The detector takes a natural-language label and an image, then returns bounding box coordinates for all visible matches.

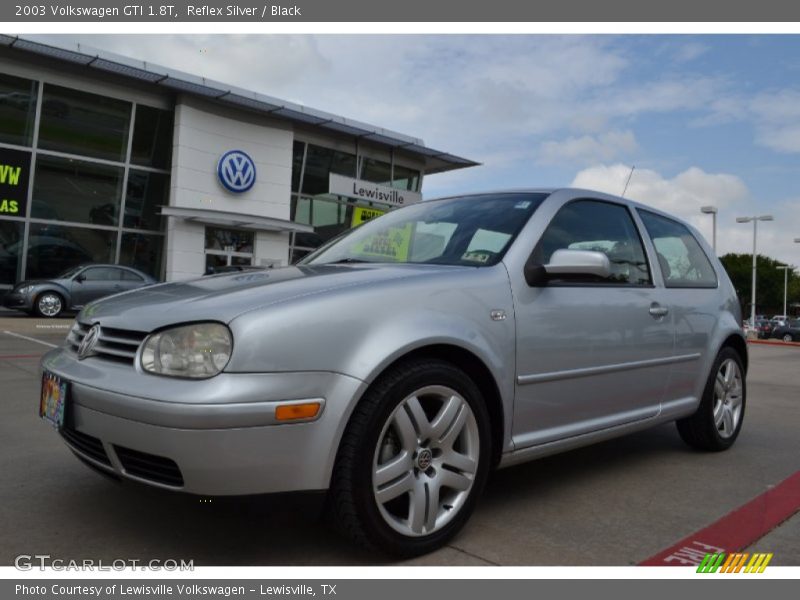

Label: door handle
[649,303,669,318]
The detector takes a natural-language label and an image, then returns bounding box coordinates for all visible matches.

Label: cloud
[538,130,638,165]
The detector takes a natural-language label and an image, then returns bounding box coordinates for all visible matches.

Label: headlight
[140,322,232,378]
[16,285,34,295]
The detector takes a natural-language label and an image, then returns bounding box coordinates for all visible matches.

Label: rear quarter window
[637,209,718,288]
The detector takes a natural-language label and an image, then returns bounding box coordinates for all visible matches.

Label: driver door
[511,198,675,448]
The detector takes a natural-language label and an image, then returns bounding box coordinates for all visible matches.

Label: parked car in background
[754,319,775,339]
[770,319,800,342]
[40,189,747,556]
[3,264,157,318]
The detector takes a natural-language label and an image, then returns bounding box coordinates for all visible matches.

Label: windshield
[301,193,548,267]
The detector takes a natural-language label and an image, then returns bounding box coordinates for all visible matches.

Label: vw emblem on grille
[217,150,256,193]
[77,324,101,360]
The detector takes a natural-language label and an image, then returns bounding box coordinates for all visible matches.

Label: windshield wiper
[323,258,371,265]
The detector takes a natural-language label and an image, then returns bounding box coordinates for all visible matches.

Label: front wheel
[328,359,491,557]
[783,333,794,343]
[676,347,745,451]
[34,292,64,318]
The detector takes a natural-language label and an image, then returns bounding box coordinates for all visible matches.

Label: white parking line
[2,331,58,348]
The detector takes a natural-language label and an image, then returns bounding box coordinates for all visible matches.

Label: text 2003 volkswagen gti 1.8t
[40,188,747,557]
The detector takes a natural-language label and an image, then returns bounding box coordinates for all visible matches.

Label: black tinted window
[82,267,121,281]
[638,210,717,288]
[121,270,144,281]
[533,199,651,285]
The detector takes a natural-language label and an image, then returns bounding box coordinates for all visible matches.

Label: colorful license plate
[40,371,68,428]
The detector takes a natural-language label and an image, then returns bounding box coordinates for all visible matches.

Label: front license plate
[40,371,68,429]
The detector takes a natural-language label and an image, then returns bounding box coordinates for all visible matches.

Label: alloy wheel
[37,293,62,317]
[372,385,479,537]
[712,358,743,439]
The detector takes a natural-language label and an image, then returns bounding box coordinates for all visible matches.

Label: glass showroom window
[124,170,169,231]
[301,144,358,195]
[392,164,420,192]
[32,155,124,226]
[360,157,392,185]
[26,222,117,280]
[0,73,38,147]
[120,232,164,279]
[0,219,24,286]
[38,83,131,162]
[130,104,173,169]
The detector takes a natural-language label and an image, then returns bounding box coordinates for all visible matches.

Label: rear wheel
[329,359,491,557]
[34,292,64,318]
[783,333,793,343]
[677,347,745,451]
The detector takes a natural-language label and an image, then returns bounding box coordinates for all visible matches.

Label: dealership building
[0,36,476,290]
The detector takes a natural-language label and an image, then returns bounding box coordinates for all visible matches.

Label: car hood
[80,264,465,332]
[14,279,63,290]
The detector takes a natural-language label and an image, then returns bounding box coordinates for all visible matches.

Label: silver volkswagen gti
[39,188,747,556]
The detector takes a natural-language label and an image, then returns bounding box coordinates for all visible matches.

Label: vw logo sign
[77,324,101,360]
[217,150,256,193]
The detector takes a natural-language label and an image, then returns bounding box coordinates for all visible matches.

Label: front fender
[227,266,517,447]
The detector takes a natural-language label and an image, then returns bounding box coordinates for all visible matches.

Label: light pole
[736,215,774,326]
[701,206,717,253]
[776,265,790,318]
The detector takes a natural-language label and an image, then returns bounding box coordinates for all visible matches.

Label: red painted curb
[639,470,800,566]
[748,339,800,347]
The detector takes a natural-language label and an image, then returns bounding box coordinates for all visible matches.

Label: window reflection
[25,223,116,280]
[38,84,131,162]
[0,73,37,147]
[33,156,123,226]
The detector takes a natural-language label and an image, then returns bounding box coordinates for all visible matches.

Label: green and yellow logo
[697,552,773,573]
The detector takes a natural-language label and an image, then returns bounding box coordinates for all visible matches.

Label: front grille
[61,426,111,467]
[67,321,148,365]
[114,445,184,487]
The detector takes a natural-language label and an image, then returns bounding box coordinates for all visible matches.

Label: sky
[31,34,800,265]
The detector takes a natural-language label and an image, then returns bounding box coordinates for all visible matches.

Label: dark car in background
[771,319,800,343]
[754,319,775,339]
[3,264,157,318]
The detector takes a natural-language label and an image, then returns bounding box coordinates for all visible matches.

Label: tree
[718,253,799,317]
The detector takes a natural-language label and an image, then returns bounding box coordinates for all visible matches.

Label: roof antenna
[621,165,635,198]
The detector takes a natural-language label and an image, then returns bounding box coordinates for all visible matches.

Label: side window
[637,210,717,288]
[532,199,651,285]
[82,267,121,281]
[121,270,144,282]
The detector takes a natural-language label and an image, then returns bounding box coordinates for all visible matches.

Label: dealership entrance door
[204,226,254,273]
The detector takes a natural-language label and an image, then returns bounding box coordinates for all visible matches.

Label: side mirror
[75,273,85,283]
[545,249,611,279]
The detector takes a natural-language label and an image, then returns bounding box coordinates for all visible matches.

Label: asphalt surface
[0,316,798,567]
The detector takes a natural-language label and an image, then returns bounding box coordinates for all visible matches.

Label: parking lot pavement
[0,327,798,567]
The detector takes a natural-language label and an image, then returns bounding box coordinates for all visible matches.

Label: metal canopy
[160,206,314,234]
[0,36,479,175]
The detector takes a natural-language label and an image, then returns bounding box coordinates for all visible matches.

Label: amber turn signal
[275,402,321,421]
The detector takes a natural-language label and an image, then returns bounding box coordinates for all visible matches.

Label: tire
[34,292,64,318]
[783,334,793,343]
[676,347,746,451]
[328,358,491,557]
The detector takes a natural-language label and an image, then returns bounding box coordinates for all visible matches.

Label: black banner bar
[3,0,800,22]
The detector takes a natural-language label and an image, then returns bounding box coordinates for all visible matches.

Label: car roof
[74,264,150,275]
[427,187,695,226]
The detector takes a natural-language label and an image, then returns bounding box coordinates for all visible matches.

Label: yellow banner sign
[351,206,386,227]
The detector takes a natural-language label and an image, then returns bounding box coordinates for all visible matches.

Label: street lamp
[776,265,790,318]
[736,214,774,326]
[701,206,717,253]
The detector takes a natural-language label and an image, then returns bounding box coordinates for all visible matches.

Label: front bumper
[2,291,33,311]
[41,347,367,495]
